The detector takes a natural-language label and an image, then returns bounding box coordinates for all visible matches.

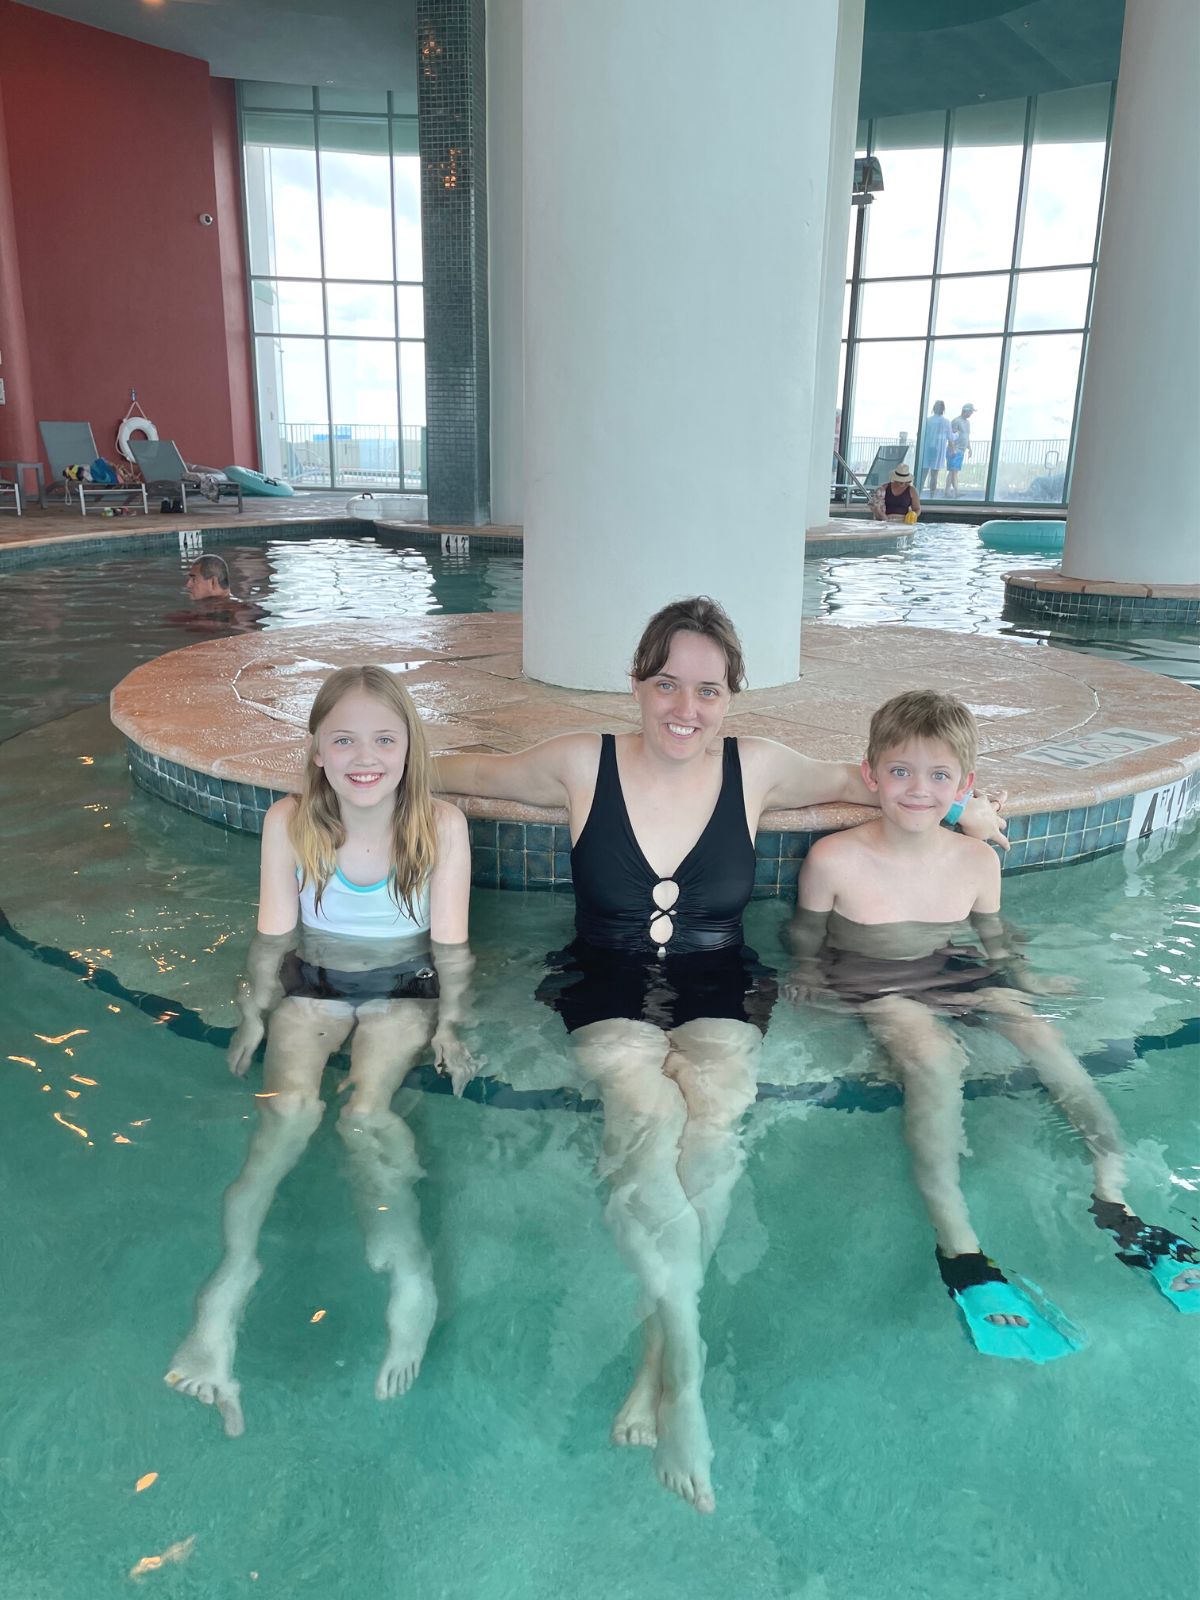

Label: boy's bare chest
[841,853,977,924]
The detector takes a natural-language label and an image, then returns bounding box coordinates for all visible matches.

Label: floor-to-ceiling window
[839,84,1112,507]
[240,83,425,492]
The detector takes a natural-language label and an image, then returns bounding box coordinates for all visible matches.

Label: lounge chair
[39,422,149,516]
[129,438,244,515]
[0,472,20,515]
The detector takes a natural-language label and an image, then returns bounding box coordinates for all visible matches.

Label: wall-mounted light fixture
[852,155,883,208]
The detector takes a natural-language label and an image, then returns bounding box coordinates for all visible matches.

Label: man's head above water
[185,554,231,601]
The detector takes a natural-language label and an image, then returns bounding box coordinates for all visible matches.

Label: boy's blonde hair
[289,665,438,916]
[866,689,978,776]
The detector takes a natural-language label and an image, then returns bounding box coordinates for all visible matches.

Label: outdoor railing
[841,433,1069,502]
[272,424,428,491]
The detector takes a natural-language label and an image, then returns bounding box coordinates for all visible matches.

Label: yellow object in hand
[904,509,918,524]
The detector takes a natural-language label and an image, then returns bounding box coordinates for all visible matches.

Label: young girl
[165,665,474,1435]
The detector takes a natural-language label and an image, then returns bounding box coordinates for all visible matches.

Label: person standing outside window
[946,403,975,498]
[920,401,952,494]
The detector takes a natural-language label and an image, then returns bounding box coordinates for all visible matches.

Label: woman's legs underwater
[572,1014,759,1514]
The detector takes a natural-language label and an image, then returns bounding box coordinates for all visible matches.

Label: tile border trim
[125,738,1199,893]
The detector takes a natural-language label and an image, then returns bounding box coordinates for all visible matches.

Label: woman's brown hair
[630,596,746,693]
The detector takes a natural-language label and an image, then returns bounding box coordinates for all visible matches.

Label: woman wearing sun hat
[872,460,921,522]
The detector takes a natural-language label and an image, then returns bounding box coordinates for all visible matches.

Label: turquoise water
[806,524,1200,687]
[1,532,1197,1598]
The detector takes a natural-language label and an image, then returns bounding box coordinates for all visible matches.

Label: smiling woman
[431,595,1007,1518]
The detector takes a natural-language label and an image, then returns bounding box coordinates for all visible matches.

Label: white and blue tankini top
[298,866,431,939]
[285,868,436,1003]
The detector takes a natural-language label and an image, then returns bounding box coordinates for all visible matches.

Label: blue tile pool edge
[125,738,1200,893]
[1003,577,1200,627]
[0,518,524,570]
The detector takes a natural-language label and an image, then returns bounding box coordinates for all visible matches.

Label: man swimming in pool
[790,689,1199,1361]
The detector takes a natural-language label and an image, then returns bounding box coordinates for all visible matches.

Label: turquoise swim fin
[1091,1198,1200,1313]
[937,1248,1084,1363]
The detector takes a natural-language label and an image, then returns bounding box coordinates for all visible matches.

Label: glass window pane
[392,117,419,157]
[862,112,946,278]
[328,341,400,487]
[397,284,425,340]
[394,154,423,281]
[993,332,1081,502]
[844,340,925,479]
[940,99,1026,274]
[1012,268,1091,331]
[251,279,324,335]
[858,279,930,339]
[841,280,851,340]
[934,274,1009,335]
[319,117,394,279]
[399,342,427,487]
[326,282,395,338]
[256,336,330,485]
[1020,85,1109,268]
[242,111,316,151]
[319,88,388,114]
[244,128,321,278]
[400,341,427,429]
[241,82,314,111]
[925,339,1003,500]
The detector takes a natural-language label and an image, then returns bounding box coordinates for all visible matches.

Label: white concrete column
[807,0,865,532]
[486,0,524,526]
[522,0,841,691]
[1064,0,1200,585]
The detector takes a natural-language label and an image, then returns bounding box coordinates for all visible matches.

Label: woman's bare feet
[654,1386,715,1514]
[375,1267,437,1399]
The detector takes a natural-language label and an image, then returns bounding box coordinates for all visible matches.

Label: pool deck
[0,499,909,557]
[110,612,1200,882]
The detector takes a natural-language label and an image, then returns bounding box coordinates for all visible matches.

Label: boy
[790,690,1198,1361]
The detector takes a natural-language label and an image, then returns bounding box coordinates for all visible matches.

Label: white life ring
[117,415,159,462]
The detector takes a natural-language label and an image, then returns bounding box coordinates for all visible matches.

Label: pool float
[116,413,158,462]
[346,492,426,521]
[116,393,158,462]
[223,466,295,498]
[978,519,1065,553]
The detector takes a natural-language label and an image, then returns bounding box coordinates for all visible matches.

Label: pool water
[0,531,522,741]
[806,524,1200,687]
[1,531,1198,1599]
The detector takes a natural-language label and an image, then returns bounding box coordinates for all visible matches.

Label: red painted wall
[0,2,257,471]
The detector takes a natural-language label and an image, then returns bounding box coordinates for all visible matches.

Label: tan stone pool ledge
[110,615,1200,890]
[0,502,900,558]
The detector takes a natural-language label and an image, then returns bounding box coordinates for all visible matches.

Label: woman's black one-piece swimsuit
[536,734,776,1033]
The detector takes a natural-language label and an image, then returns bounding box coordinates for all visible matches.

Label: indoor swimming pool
[1,527,1197,1599]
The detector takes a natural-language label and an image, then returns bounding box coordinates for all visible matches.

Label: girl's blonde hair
[289,665,438,916]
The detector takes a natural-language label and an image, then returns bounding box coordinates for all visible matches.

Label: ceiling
[15,0,419,97]
[16,0,1123,114]
[860,0,1124,117]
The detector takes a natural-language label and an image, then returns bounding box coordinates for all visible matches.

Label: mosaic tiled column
[416,0,491,525]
